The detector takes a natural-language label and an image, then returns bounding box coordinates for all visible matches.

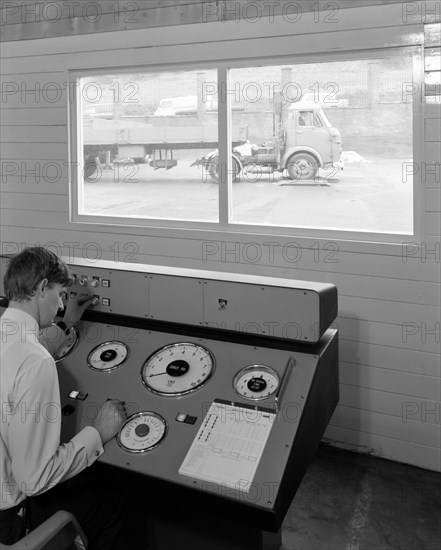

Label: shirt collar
[0,307,41,339]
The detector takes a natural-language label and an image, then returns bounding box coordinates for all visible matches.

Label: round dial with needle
[117,412,167,452]
[233,365,280,401]
[141,342,214,396]
[54,327,80,363]
[87,341,129,372]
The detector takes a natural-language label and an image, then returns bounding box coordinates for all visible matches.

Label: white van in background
[153,96,198,116]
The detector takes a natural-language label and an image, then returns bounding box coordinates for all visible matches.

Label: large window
[72,48,418,238]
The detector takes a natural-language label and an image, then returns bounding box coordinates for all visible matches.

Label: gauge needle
[149,372,168,377]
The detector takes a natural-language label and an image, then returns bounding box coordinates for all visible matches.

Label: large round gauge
[54,327,80,363]
[233,365,280,401]
[117,412,167,453]
[141,342,214,396]
[87,341,129,372]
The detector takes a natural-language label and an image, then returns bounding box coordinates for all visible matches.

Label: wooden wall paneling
[340,341,440,377]
[0,126,67,143]
[338,384,440,423]
[425,212,441,234]
[0,1,420,42]
[426,189,441,210]
[337,318,440,354]
[329,406,439,448]
[1,192,66,212]
[0,107,67,125]
[1,3,425,58]
[1,143,67,160]
[324,426,440,471]
[1,28,424,75]
[340,362,441,400]
[0,215,439,281]
[0,180,68,195]
[339,296,440,326]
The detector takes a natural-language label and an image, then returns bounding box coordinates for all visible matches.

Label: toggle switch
[91,295,100,306]
[69,390,88,401]
[79,276,88,286]
[91,277,100,287]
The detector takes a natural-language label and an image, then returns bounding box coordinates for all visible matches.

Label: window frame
[69,45,424,245]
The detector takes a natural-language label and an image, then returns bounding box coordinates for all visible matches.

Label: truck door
[286,108,333,164]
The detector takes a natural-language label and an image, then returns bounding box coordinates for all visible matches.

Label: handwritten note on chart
[179,400,275,492]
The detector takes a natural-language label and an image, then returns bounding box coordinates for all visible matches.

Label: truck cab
[282,103,343,180]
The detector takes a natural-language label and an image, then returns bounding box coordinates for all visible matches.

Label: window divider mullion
[218,67,231,225]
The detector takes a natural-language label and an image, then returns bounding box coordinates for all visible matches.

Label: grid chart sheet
[179,400,276,492]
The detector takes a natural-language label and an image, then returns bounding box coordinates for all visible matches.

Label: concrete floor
[282,444,441,550]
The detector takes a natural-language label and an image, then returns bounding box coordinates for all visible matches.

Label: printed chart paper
[179,400,275,492]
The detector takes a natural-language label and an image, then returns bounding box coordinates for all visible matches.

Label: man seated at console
[0,247,127,549]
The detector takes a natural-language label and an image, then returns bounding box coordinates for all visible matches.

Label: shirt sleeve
[39,324,69,357]
[9,353,104,497]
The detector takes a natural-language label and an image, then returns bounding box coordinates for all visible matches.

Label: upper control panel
[63,258,337,343]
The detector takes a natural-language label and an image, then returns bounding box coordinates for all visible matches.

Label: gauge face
[117,412,167,453]
[55,327,80,363]
[233,365,280,401]
[87,341,129,372]
[141,342,214,396]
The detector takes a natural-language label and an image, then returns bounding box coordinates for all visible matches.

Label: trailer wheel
[207,156,241,183]
[286,153,318,181]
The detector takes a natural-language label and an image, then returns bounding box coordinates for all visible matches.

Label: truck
[83,92,343,182]
[193,96,343,182]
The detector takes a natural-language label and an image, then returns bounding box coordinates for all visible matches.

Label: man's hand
[63,293,93,326]
[94,399,127,445]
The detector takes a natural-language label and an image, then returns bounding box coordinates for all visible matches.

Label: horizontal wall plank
[337,317,440,354]
[0,107,67,125]
[425,212,441,234]
[0,126,67,143]
[0,179,67,194]
[323,425,440,471]
[329,405,440,448]
[0,0,203,26]
[1,25,423,75]
[0,88,67,108]
[426,189,441,211]
[0,212,440,281]
[1,192,67,211]
[340,362,441,401]
[2,213,439,282]
[0,70,66,88]
[340,341,440,377]
[339,384,440,426]
[0,2,422,53]
[0,143,67,160]
[339,296,440,326]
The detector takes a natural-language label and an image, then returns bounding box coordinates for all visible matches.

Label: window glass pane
[79,69,220,222]
[229,55,414,234]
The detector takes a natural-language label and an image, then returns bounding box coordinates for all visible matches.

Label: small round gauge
[55,327,80,363]
[141,342,214,396]
[87,341,129,372]
[117,412,167,453]
[233,365,280,401]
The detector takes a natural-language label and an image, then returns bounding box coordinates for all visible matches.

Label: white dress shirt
[0,307,103,510]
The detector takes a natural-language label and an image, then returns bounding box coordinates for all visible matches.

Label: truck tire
[286,153,318,181]
[207,156,241,183]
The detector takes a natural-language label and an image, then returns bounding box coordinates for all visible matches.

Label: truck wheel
[286,153,318,181]
[207,156,241,183]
